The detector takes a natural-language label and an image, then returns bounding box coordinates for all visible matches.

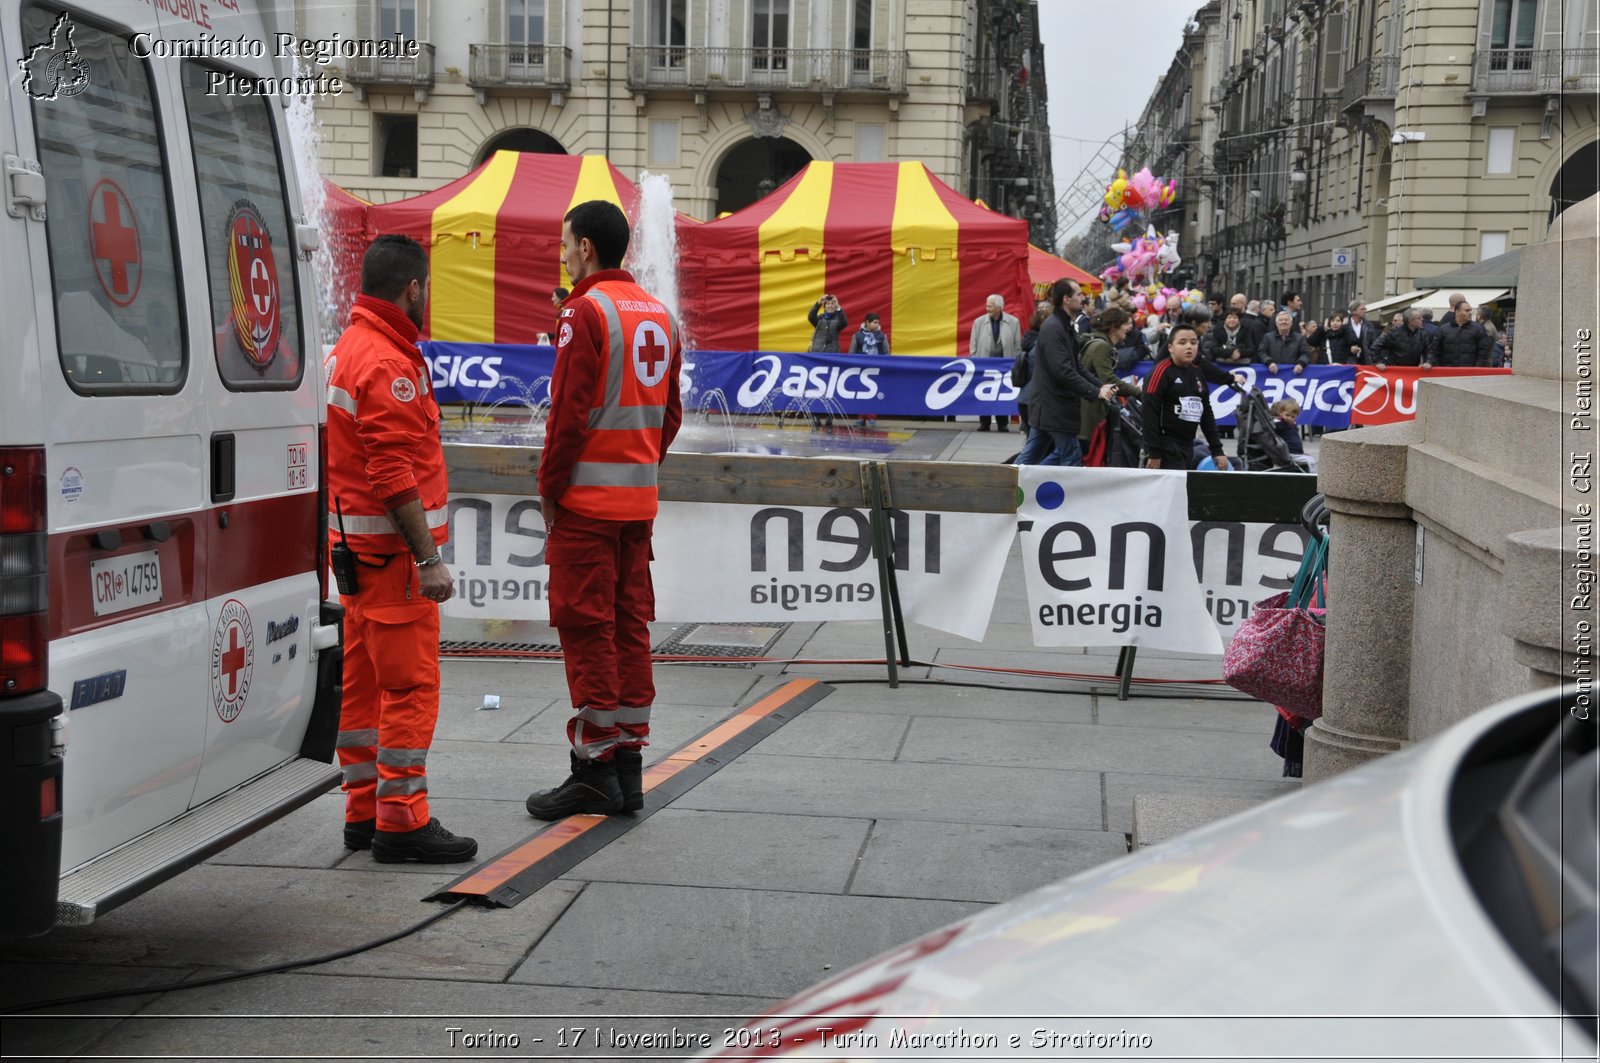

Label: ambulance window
[181,64,305,391]
[25,7,185,394]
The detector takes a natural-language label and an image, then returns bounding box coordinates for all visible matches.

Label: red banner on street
[1349,366,1513,426]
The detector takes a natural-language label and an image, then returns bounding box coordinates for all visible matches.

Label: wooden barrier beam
[443,444,1316,524]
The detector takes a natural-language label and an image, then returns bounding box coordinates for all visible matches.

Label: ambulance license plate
[90,549,163,617]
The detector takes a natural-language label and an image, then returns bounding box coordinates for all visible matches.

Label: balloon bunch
[1125,284,1207,317]
[1099,168,1178,234]
[1107,225,1183,288]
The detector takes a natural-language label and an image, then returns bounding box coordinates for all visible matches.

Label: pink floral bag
[1222,535,1328,719]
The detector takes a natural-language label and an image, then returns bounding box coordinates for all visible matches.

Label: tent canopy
[1412,287,1510,311]
[1365,289,1433,314]
[677,161,1031,356]
[1415,247,1523,291]
[1028,244,1101,296]
[366,152,639,341]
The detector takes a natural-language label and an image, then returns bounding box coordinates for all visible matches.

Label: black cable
[2,898,471,1014]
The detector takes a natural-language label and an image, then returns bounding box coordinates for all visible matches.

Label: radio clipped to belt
[330,499,362,596]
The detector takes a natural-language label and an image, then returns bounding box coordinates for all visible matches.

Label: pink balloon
[1152,295,1167,313]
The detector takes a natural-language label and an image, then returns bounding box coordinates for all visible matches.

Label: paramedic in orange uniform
[526,201,683,819]
[324,235,477,863]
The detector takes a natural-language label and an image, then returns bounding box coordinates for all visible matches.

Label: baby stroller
[1103,394,1145,468]
[1235,387,1313,473]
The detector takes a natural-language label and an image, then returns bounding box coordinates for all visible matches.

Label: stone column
[1303,422,1420,782]
[1502,527,1594,689]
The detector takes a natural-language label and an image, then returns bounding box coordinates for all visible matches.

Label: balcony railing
[347,42,435,89]
[468,44,571,91]
[1339,53,1399,111]
[627,47,908,95]
[1472,48,1600,94]
[966,62,1003,104]
[1210,215,1287,251]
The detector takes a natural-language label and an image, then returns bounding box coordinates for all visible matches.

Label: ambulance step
[56,757,342,927]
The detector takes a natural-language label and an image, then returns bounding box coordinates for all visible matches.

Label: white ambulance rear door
[16,0,213,870]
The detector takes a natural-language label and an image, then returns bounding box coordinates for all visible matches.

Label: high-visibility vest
[560,280,680,521]
[323,305,450,555]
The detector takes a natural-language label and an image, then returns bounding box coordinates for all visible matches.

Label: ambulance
[1,0,341,938]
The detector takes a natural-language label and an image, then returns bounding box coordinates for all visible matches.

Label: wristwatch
[415,554,442,568]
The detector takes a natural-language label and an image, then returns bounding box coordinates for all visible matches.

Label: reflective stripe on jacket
[324,302,449,555]
[544,275,683,521]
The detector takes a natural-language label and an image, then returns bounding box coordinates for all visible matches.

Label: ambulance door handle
[210,433,236,505]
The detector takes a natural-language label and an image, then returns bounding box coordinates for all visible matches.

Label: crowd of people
[799,279,1510,469]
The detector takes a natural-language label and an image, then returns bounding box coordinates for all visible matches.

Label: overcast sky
[1037,0,1202,243]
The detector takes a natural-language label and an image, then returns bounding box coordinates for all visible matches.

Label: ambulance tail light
[0,448,48,695]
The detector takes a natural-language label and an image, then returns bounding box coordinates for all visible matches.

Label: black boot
[343,817,376,851]
[526,752,624,820]
[371,818,478,864]
[614,748,644,812]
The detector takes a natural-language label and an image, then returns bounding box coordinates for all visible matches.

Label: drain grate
[651,622,791,667]
[441,640,562,654]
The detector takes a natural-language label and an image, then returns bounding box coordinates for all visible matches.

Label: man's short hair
[1276,311,1293,324]
[1180,305,1213,328]
[1260,300,1277,315]
[1448,292,1467,308]
[1049,278,1080,311]
[864,312,881,322]
[986,294,1005,308]
[360,234,428,300]
[1347,299,1365,313]
[564,200,631,269]
[1246,300,1260,313]
[1420,307,1435,321]
[1404,308,1423,324]
[1281,290,1300,306]
[552,286,569,300]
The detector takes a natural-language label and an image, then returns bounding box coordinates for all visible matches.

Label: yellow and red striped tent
[365,151,639,342]
[677,161,1031,356]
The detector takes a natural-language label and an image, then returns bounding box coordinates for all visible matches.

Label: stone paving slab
[896,715,1284,781]
[1132,792,1264,848]
[848,820,1130,904]
[564,809,872,894]
[1095,694,1275,734]
[510,881,983,999]
[58,972,773,1060]
[823,682,1095,724]
[0,962,195,1057]
[934,646,1224,683]
[742,710,911,761]
[207,792,351,870]
[435,689,561,742]
[418,739,550,802]
[1103,772,1301,835]
[777,662,934,682]
[673,752,1104,830]
[1,865,581,983]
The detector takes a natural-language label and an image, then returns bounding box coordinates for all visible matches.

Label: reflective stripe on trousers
[337,555,442,831]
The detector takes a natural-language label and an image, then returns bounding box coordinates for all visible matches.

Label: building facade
[299,0,1056,243]
[1115,0,1596,313]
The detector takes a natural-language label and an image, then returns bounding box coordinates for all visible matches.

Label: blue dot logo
[1035,480,1065,510]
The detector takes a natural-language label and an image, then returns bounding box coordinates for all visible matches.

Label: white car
[702,688,1597,1060]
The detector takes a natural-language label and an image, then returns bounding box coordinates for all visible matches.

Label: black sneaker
[614,748,644,813]
[343,818,376,851]
[371,818,479,864]
[526,753,624,820]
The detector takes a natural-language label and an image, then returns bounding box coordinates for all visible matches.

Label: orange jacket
[324,296,449,555]
[539,271,683,521]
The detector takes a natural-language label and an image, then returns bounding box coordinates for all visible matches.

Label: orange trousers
[336,555,441,831]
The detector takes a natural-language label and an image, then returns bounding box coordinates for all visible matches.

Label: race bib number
[1178,395,1204,423]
